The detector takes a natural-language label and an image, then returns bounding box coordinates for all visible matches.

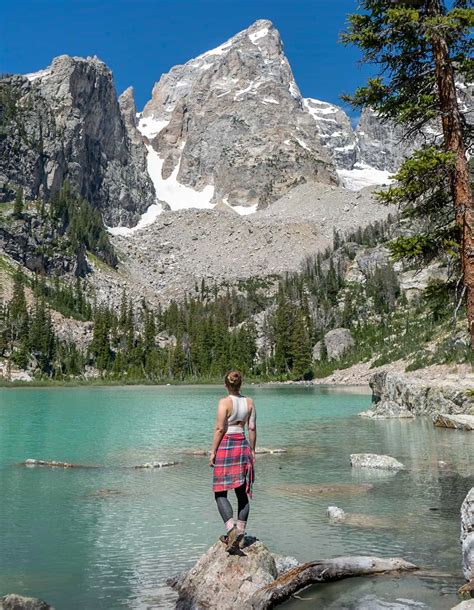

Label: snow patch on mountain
[337,163,393,191]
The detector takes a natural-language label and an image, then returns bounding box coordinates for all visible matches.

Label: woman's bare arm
[248,399,257,454]
[209,398,229,467]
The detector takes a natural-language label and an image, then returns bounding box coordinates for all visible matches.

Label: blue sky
[1,0,373,114]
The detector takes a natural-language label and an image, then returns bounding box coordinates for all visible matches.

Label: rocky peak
[0,55,155,226]
[118,86,143,147]
[139,19,337,212]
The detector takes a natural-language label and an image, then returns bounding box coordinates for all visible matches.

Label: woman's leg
[234,484,249,533]
[214,491,234,532]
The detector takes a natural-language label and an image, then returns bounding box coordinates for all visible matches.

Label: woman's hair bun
[225,370,242,391]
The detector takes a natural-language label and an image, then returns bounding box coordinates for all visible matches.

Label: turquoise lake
[0,385,472,609]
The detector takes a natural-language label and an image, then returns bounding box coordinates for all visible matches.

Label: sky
[1,0,374,114]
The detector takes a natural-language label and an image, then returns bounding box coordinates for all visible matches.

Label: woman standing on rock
[209,370,256,553]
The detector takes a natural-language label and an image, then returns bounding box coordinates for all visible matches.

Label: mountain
[0,55,155,226]
[139,19,338,213]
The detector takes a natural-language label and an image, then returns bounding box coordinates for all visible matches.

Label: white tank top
[227,395,249,434]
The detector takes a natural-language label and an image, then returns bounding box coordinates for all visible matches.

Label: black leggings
[215,484,249,524]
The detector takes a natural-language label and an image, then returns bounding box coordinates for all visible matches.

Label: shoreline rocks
[350,453,406,471]
[461,488,474,583]
[361,371,474,419]
[434,414,474,431]
[0,594,54,609]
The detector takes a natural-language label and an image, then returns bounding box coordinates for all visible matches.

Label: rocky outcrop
[0,56,154,226]
[0,594,54,610]
[303,98,357,169]
[434,414,474,431]
[355,108,414,173]
[169,538,418,609]
[350,453,406,471]
[461,488,474,582]
[313,328,355,361]
[140,19,337,212]
[361,371,474,419]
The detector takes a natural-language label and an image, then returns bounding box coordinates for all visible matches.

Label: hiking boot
[225,526,243,553]
[237,531,246,549]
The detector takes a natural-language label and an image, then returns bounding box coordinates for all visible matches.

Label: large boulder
[169,538,279,609]
[313,328,354,361]
[461,488,474,582]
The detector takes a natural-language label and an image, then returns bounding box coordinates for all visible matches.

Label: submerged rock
[133,461,179,469]
[434,413,474,431]
[274,483,373,497]
[461,487,474,582]
[182,447,287,456]
[22,459,97,469]
[327,505,401,529]
[0,594,54,609]
[350,453,406,471]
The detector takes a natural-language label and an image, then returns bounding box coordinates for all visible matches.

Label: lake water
[0,385,472,609]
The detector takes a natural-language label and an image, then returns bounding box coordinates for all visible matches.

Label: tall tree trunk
[427,0,474,349]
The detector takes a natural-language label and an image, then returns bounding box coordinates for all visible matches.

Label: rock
[0,56,154,226]
[313,327,355,361]
[461,488,474,582]
[170,538,278,609]
[22,459,97,468]
[350,453,406,471]
[271,554,301,575]
[133,461,179,469]
[363,371,474,419]
[452,602,474,609]
[434,413,474,431]
[273,483,374,497]
[327,505,400,529]
[0,594,54,609]
[327,506,346,522]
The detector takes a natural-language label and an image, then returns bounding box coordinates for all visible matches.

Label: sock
[237,520,246,532]
[225,518,234,532]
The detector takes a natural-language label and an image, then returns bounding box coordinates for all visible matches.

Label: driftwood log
[249,555,418,608]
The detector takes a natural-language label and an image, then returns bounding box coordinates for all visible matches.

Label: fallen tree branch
[250,556,418,609]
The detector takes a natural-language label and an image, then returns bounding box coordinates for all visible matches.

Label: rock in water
[0,594,54,609]
[434,413,474,431]
[461,488,474,582]
[169,539,278,609]
[327,506,346,522]
[350,453,406,471]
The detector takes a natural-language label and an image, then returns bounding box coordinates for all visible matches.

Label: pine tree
[13,186,23,218]
[290,309,313,380]
[342,0,474,345]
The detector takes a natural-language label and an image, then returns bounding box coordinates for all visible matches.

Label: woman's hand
[250,448,256,461]
[209,451,216,467]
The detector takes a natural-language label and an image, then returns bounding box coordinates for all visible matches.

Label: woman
[209,370,256,552]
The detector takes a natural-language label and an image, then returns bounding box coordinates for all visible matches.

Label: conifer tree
[342,0,474,345]
[13,186,23,218]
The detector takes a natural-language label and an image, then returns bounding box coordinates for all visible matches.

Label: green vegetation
[342,0,474,346]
